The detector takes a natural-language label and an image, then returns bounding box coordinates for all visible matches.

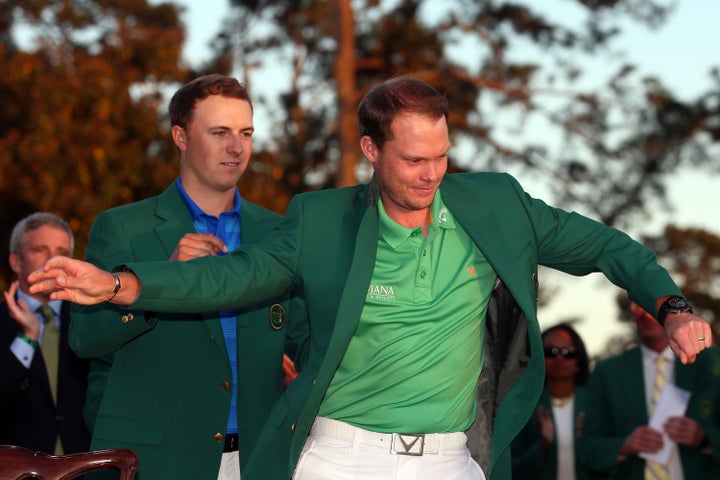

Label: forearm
[128,245,294,313]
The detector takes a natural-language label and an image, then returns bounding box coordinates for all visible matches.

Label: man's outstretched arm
[28,256,141,306]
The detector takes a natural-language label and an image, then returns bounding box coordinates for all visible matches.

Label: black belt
[224,433,239,452]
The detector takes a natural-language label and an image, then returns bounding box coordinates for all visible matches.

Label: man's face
[543,329,580,382]
[363,113,449,224]
[9,225,72,296]
[631,302,666,346]
[173,95,254,195]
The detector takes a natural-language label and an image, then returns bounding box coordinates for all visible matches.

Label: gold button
[220,381,231,390]
[214,433,223,443]
[291,423,296,432]
[121,313,135,324]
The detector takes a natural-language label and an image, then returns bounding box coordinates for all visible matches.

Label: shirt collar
[640,344,674,364]
[16,289,61,319]
[378,191,455,249]
[175,177,242,219]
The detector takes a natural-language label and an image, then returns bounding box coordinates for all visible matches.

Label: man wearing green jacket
[30,76,712,480]
[70,75,307,480]
[578,303,720,478]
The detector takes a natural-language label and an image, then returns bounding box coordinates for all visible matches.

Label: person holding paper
[578,302,720,479]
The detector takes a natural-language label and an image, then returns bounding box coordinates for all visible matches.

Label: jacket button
[220,381,231,390]
[214,433,223,443]
[291,423,296,433]
[121,313,134,323]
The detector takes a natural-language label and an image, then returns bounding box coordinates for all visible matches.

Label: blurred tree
[0,0,189,288]
[212,0,720,230]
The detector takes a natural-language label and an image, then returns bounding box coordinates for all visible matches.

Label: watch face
[668,296,690,309]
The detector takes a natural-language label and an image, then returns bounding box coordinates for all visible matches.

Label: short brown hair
[358,76,448,150]
[169,74,252,129]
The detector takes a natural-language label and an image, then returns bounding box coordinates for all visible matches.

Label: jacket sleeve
[505,175,682,315]
[127,196,304,313]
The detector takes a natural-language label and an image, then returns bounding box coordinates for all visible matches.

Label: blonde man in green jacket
[30,76,712,480]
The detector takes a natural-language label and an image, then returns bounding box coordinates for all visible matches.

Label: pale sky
[171,0,719,356]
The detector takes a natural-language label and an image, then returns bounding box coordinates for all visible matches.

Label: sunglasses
[543,346,577,359]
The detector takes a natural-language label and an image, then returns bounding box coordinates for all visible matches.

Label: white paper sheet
[638,384,691,464]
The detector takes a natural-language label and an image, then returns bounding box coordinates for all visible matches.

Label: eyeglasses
[544,346,577,359]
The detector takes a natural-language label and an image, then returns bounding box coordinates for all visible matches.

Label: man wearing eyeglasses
[578,303,720,479]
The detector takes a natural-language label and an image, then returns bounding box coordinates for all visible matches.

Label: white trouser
[217,451,241,480]
[292,417,486,480]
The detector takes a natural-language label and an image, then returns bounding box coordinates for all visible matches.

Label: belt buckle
[390,433,425,456]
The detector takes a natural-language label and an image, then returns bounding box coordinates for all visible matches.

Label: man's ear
[360,136,378,164]
[8,252,21,275]
[171,125,188,151]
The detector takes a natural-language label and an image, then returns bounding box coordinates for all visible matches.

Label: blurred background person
[512,323,599,480]
[578,302,720,479]
[0,212,90,454]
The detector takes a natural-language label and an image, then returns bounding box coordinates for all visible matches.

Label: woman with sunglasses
[511,323,600,480]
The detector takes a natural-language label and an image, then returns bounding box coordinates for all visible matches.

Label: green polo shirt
[318,192,496,433]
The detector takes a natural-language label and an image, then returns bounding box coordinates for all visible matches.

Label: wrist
[106,272,121,302]
[17,332,38,349]
[657,296,693,325]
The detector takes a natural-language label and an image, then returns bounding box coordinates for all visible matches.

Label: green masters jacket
[69,183,308,480]
[578,346,720,479]
[123,173,681,480]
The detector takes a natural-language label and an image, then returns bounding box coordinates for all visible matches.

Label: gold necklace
[550,394,575,408]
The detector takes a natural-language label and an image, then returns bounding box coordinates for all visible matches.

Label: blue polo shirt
[176,178,242,435]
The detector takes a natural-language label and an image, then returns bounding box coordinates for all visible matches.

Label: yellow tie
[645,354,669,480]
[38,304,59,404]
[38,304,64,455]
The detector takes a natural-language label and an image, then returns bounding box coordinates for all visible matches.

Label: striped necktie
[645,354,669,480]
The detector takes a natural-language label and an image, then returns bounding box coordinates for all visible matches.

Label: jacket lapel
[153,183,227,355]
[624,348,649,421]
[154,183,196,259]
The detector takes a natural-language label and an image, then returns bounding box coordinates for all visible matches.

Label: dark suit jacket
[579,346,720,479]
[123,173,683,479]
[70,183,308,480]
[0,300,90,453]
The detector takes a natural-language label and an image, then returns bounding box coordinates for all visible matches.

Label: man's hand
[619,426,664,456]
[27,256,140,306]
[169,233,227,261]
[664,415,706,447]
[3,281,40,340]
[664,312,712,364]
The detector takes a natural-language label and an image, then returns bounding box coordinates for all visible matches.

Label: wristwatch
[658,296,693,325]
